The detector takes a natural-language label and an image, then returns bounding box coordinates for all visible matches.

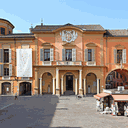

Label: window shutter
[62,49,65,61]
[9,48,11,63]
[9,64,12,76]
[40,49,44,61]
[114,49,117,63]
[72,48,76,61]
[0,49,3,62]
[122,49,126,64]
[0,64,3,76]
[50,48,54,61]
[92,49,95,61]
[84,49,88,61]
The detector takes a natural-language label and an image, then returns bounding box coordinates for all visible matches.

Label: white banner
[17,49,32,77]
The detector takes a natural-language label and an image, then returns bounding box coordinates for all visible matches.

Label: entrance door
[2,83,11,95]
[88,85,90,93]
[20,82,31,96]
[66,75,73,90]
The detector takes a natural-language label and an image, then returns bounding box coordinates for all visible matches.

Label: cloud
[17,30,22,32]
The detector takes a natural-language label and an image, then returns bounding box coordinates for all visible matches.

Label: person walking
[14,92,18,100]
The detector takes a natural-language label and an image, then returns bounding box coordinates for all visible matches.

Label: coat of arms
[60,30,78,43]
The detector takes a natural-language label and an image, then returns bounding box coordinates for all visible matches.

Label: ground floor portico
[36,66,102,96]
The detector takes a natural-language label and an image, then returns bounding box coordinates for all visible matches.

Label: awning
[112,95,128,101]
[94,92,111,100]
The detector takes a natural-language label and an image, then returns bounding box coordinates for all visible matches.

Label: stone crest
[60,30,78,43]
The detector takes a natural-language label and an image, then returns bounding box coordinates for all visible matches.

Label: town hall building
[0,18,128,96]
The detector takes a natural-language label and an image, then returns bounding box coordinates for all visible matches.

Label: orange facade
[0,18,128,96]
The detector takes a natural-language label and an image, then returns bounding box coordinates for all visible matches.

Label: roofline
[0,18,15,29]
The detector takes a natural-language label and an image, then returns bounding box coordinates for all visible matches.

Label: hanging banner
[17,49,32,77]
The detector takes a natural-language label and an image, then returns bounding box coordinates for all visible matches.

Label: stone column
[53,78,55,95]
[39,78,42,95]
[56,68,60,95]
[97,79,100,94]
[84,78,86,96]
[79,69,83,95]
[35,68,39,95]
[75,78,78,95]
[61,76,64,95]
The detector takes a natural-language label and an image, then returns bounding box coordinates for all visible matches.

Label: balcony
[56,61,82,66]
[42,61,52,66]
[86,61,96,66]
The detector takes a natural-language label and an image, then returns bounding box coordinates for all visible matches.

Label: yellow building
[0,18,128,96]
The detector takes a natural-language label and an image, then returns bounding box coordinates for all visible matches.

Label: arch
[40,71,54,78]
[86,42,97,47]
[105,68,128,89]
[2,82,11,95]
[19,82,31,96]
[53,25,83,33]
[63,72,77,78]
[86,72,97,94]
[42,72,53,94]
[105,68,128,81]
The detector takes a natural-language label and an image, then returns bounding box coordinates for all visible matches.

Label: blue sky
[1,0,128,33]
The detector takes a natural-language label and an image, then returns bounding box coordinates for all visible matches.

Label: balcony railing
[56,61,82,66]
[86,61,96,66]
[42,61,52,66]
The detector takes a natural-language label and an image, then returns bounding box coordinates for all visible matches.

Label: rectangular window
[4,49,9,63]
[44,49,50,61]
[117,50,122,63]
[88,49,92,61]
[4,68,9,76]
[1,28,5,35]
[66,49,72,61]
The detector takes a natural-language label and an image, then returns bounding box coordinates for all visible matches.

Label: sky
[1,0,128,33]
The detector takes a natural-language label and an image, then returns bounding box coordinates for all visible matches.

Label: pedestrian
[14,92,18,100]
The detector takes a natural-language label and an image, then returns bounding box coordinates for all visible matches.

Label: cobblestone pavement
[0,95,128,128]
[50,96,128,128]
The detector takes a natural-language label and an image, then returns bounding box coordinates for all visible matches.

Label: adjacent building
[0,18,128,96]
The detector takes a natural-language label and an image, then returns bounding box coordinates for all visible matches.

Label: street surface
[0,95,128,128]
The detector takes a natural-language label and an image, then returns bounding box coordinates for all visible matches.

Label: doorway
[88,85,90,93]
[19,82,31,96]
[66,75,73,91]
[2,82,11,95]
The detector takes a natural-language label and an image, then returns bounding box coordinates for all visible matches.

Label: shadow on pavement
[0,94,62,128]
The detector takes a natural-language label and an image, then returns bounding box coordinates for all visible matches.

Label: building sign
[17,49,32,77]
[60,30,78,43]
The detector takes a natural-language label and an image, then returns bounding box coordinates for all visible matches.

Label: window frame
[4,49,9,63]
[44,49,50,61]
[88,49,92,61]
[4,68,9,76]
[1,27,5,35]
[117,49,122,64]
[65,49,72,61]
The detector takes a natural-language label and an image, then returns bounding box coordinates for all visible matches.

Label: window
[117,82,119,87]
[117,50,122,63]
[88,49,92,61]
[66,49,72,61]
[44,49,50,61]
[4,49,9,63]
[120,74,122,79]
[1,28,5,35]
[4,68,9,76]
